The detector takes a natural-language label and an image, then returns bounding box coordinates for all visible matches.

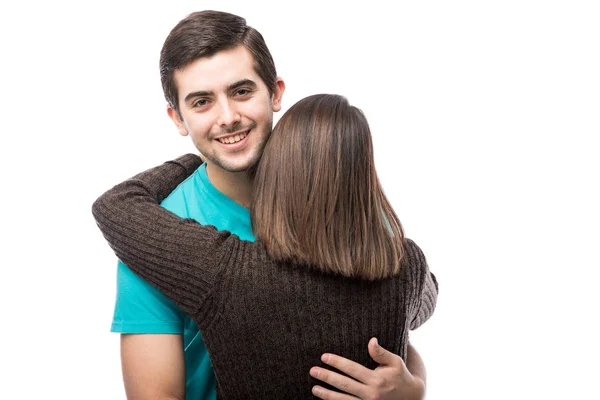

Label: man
[112,10,427,399]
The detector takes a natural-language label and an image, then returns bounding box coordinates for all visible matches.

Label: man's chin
[208,156,260,174]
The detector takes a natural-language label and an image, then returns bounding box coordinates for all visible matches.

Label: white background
[1,1,599,399]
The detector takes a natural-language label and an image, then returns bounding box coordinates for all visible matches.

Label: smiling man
[110,10,427,400]
[167,45,283,209]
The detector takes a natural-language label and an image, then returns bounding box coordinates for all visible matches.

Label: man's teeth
[218,132,247,144]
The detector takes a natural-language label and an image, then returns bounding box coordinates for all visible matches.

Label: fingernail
[322,353,330,363]
[310,367,320,378]
[313,386,321,396]
[375,338,379,348]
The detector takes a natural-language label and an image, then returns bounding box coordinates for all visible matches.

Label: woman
[92,94,438,399]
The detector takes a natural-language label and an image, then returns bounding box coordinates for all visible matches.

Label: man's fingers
[319,353,373,383]
[310,366,366,398]
[367,337,402,367]
[312,385,361,400]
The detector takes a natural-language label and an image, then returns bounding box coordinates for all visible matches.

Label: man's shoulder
[160,165,204,217]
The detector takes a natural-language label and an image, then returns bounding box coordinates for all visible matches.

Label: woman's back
[92,154,438,399]
[200,238,435,398]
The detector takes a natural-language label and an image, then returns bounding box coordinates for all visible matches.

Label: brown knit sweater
[92,154,438,399]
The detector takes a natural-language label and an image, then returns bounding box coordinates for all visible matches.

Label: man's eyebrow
[184,90,213,104]
[183,80,257,104]
[229,79,257,91]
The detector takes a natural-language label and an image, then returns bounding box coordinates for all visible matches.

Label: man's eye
[235,89,251,96]
[194,99,208,107]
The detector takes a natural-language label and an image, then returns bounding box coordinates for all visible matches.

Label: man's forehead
[174,47,261,92]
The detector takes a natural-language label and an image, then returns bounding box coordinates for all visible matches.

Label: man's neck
[205,162,253,209]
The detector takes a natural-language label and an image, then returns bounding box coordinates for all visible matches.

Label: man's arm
[101,158,205,400]
[121,334,185,400]
[111,262,190,399]
[310,338,426,400]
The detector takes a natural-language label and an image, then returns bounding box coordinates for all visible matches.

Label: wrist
[408,375,426,400]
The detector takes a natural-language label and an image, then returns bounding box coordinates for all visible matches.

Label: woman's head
[252,94,405,280]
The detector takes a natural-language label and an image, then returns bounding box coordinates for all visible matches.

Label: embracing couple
[93,10,438,399]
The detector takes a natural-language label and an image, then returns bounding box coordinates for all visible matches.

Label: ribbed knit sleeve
[405,239,439,330]
[91,154,244,318]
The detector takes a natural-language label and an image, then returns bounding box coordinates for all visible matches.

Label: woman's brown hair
[252,94,405,280]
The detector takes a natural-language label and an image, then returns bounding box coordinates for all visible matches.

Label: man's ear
[167,104,188,137]
[272,77,286,112]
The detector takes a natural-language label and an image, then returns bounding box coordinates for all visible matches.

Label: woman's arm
[406,239,438,330]
[92,154,243,317]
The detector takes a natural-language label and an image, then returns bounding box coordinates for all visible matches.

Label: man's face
[169,45,284,173]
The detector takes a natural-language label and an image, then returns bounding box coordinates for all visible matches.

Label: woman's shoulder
[399,238,430,278]
[403,238,425,263]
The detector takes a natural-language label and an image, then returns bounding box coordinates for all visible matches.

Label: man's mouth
[217,130,248,144]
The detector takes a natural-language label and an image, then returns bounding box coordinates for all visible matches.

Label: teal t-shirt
[111,163,255,400]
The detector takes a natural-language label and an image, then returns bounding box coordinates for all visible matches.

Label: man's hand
[309,338,426,400]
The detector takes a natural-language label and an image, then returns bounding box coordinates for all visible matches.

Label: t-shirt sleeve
[92,154,245,318]
[111,260,185,334]
[405,239,439,330]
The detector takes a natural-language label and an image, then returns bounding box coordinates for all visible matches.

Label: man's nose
[216,98,241,128]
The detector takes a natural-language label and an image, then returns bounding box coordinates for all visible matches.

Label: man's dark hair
[160,10,277,116]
